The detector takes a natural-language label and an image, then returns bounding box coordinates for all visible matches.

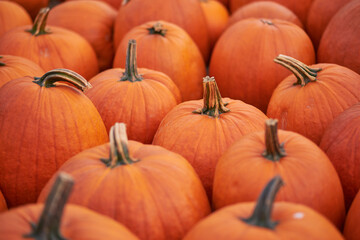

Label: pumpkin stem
[0,56,5,67]
[147,22,167,37]
[24,172,74,240]
[33,69,92,92]
[26,7,51,36]
[274,54,322,86]
[260,19,274,25]
[120,39,143,82]
[242,175,284,229]
[262,119,286,161]
[193,76,230,118]
[101,123,139,168]
[122,0,130,5]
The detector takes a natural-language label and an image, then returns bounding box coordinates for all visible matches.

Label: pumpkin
[306,0,353,50]
[200,0,229,51]
[344,189,360,240]
[0,190,7,212]
[0,69,108,208]
[113,21,206,101]
[209,18,315,113]
[47,1,117,71]
[113,0,210,62]
[0,55,44,88]
[317,0,360,75]
[66,0,122,9]
[6,0,49,19]
[0,7,99,80]
[86,39,180,143]
[227,1,303,29]
[185,176,344,240]
[213,119,345,228]
[229,0,314,25]
[0,1,32,38]
[153,76,268,198]
[320,103,360,209]
[267,55,360,145]
[38,123,211,240]
[0,172,139,239]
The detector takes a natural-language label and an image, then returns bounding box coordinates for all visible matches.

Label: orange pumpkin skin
[212,122,345,229]
[0,190,7,212]
[65,0,122,9]
[0,70,108,208]
[317,0,360,75]
[0,1,32,38]
[0,55,44,88]
[320,103,360,210]
[209,19,315,113]
[113,0,210,62]
[214,0,229,7]
[0,204,139,239]
[227,1,303,29]
[267,60,360,145]
[47,1,117,71]
[344,189,360,240]
[0,8,99,80]
[8,0,48,19]
[113,21,206,101]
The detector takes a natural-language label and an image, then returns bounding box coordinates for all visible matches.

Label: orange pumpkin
[113,21,206,101]
[0,1,32,38]
[7,0,49,19]
[267,55,360,145]
[0,55,44,88]
[153,76,268,198]
[0,190,7,212]
[213,119,345,228]
[47,1,117,71]
[185,176,344,240]
[0,69,108,208]
[0,7,99,80]
[113,0,210,62]
[65,0,122,9]
[86,39,180,143]
[344,188,360,240]
[0,172,139,239]
[209,19,315,113]
[38,123,211,240]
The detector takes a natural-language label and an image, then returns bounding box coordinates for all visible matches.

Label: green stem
[147,22,167,37]
[193,76,230,118]
[274,54,322,86]
[26,7,51,36]
[120,39,143,82]
[262,119,287,161]
[24,172,74,240]
[260,19,274,25]
[0,56,5,67]
[33,69,92,92]
[242,175,284,229]
[101,123,139,168]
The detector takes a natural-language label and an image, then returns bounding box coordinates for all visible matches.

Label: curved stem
[101,123,139,168]
[26,7,51,36]
[24,172,74,240]
[120,39,143,82]
[147,22,167,37]
[262,119,287,161]
[0,56,5,67]
[193,76,230,118]
[242,175,284,229]
[33,69,92,92]
[274,54,322,86]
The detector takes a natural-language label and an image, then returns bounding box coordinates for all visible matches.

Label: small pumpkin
[0,1,32,38]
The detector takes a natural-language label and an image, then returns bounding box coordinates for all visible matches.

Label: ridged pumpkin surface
[0,1,32,38]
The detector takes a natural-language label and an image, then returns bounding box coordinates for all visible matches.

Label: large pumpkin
[0,69,108,207]
[38,123,211,240]
[0,172,139,240]
[0,1,32,38]
[185,176,344,240]
[213,119,345,228]
[153,76,268,198]
[113,21,206,101]
[209,18,315,113]
[0,7,99,80]
[86,39,180,143]
[267,55,360,145]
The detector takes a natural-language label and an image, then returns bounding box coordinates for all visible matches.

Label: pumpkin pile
[1,0,360,239]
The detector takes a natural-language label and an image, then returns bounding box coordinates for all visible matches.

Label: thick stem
[262,119,287,161]
[147,22,167,37]
[33,69,92,92]
[0,56,5,67]
[24,172,74,240]
[274,54,322,86]
[242,175,284,229]
[193,76,230,118]
[101,123,139,168]
[120,39,143,82]
[26,7,51,36]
